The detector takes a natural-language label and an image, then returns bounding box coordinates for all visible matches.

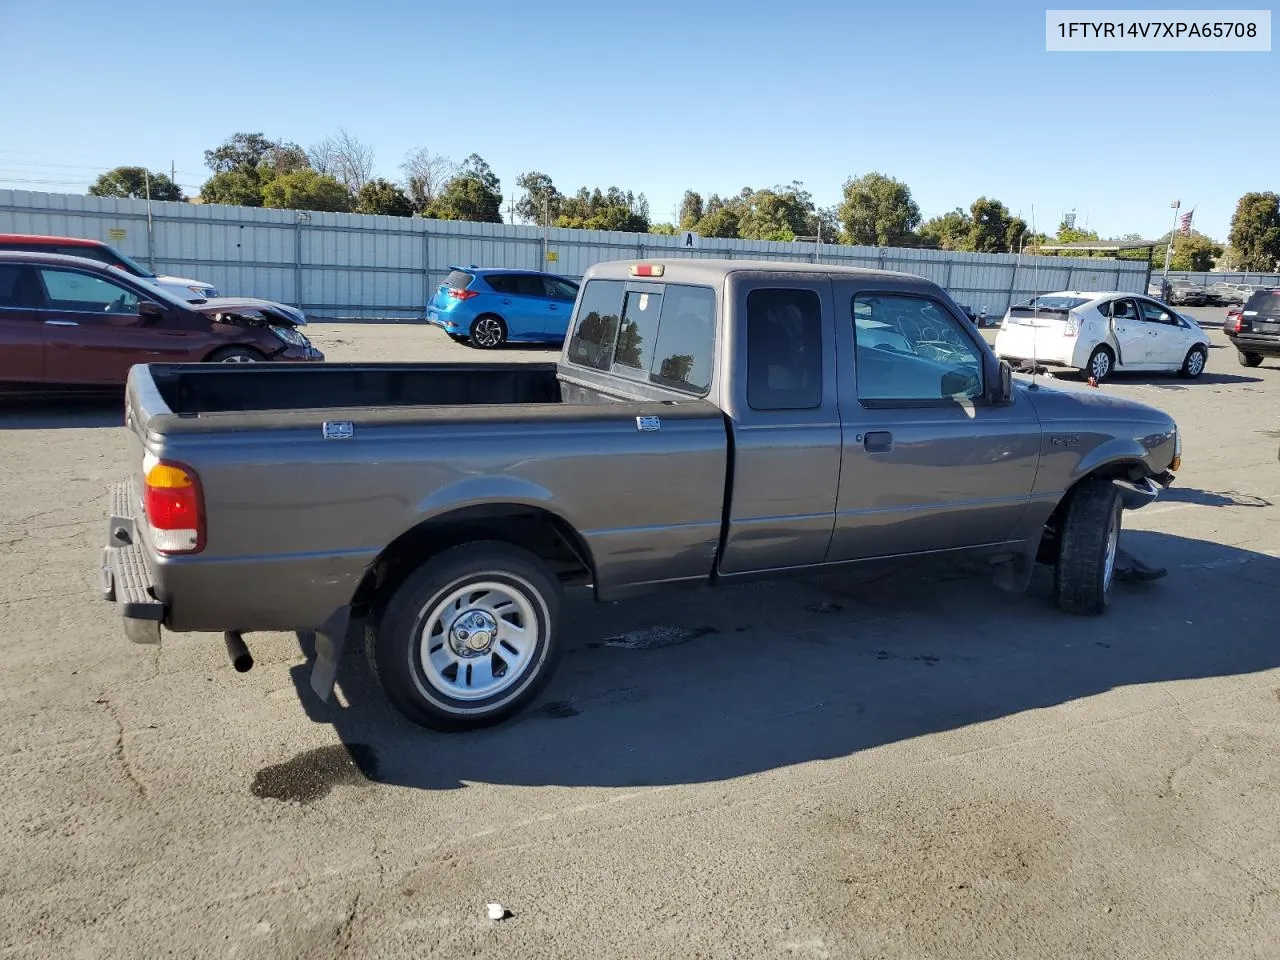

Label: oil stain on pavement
[251,743,379,803]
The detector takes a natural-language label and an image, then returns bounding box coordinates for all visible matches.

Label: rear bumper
[101,480,164,645]
[993,327,1085,368]
[1226,333,1280,357]
[426,310,464,334]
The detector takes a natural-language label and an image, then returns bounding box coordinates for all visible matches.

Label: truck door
[718,276,842,574]
[826,281,1042,562]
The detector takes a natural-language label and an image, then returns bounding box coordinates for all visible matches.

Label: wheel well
[1037,460,1147,563]
[472,312,506,329]
[350,504,594,616]
[204,343,267,363]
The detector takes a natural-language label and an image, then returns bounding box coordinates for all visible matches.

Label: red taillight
[447,288,478,300]
[630,263,665,277]
[143,458,205,555]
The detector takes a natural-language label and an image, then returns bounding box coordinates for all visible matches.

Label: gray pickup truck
[101,258,1181,731]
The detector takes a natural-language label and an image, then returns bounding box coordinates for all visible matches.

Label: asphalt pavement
[1,317,1277,960]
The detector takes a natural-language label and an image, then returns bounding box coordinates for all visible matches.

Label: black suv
[1225,288,1280,368]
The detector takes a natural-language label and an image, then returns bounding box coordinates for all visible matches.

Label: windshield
[104,265,195,310]
[105,245,156,279]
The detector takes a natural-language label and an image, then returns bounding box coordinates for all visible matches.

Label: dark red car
[0,251,322,395]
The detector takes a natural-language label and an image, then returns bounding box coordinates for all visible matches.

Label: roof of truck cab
[583,258,924,284]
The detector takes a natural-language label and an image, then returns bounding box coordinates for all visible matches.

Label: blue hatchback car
[426,266,581,349]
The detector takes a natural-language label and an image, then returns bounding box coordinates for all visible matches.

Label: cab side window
[745,288,823,410]
[1137,299,1174,324]
[851,293,983,403]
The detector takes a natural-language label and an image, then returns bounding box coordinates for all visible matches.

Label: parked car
[1165,279,1208,306]
[1224,287,1280,368]
[994,291,1212,382]
[101,258,1181,732]
[426,266,580,348]
[1208,281,1247,305]
[0,251,321,395]
[0,233,308,326]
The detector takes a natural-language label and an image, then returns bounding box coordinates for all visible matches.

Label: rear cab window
[745,289,823,410]
[564,279,715,395]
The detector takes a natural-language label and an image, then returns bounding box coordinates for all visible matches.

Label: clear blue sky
[0,0,1273,241]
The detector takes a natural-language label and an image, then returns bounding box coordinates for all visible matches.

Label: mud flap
[992,542,1038,594]
[308,605,351,702]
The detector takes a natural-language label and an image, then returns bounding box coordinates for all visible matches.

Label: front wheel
[369,542,562,731]
[208,345,265,363]
[1179,345,1207,379]
[1053,479,1122,615]
[1238,351,1264,368]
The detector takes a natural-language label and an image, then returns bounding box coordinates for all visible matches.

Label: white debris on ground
[487,902,510,921]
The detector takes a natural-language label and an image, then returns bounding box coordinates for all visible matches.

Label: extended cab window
[0,265,43,308]
[852,293,983,403]
[565,279,714,395]
[746,288,823,410]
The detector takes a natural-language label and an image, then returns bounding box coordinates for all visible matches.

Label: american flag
[1179,210,1194,235]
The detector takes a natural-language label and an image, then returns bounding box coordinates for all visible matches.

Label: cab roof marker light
[630,264,664,277]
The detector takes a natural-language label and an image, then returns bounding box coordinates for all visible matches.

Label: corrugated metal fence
[1165,270,1280,287]
[1,189,1152,320]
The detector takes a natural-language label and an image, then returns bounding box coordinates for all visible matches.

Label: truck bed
[149,361,564,415]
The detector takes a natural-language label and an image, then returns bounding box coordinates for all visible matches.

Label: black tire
[1238,351,1264,368]
[1179,345,1207,379]
[369,541,561,731]
[468,314,507,349]
[1052,479,1122,616]
[1085,345,1114,382]
[208,345,266,363]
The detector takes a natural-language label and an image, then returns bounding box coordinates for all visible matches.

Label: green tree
[1055,219,1100,244]
[678,190,705,230]
[203,133,280,173]
[1227,192,1280,272]
[736,184,815,242]
[88,166,184,202]
[967,197,1024,253]
[515,171,562,225]
[919,208,973,250]
[556,186,650,232]
[355,178,412,216]
[425,154,504,223]
[261,169,352,212]
[1149,232,1223,271]
[200,169,265,207]
[838,172,921,246]
[697,204,741,239]
[649,223,677,235]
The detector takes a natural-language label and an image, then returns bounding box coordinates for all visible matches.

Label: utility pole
[144,168,155,271]
[542,194,549,267]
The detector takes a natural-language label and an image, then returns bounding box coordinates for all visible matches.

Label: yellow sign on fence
[545,251,558,262]
[108,228,126,241]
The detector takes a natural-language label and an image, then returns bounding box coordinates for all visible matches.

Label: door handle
[549,304,558,310]
[44,319,79,327]
[863,431,893,453]
[502,298,512,304]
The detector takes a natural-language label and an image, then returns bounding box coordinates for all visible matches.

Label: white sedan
[993,291,1212,382]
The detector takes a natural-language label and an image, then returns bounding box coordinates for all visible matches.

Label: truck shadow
[1162,487,1272,508]
[0,396,123,430]
[277,531,1280,797]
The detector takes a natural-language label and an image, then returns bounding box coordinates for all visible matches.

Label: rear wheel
[208,345,265,363]
[1053,479,1122,616]
[1085,345,1114,382]
[1179,345,1207,378]
[469,315,507,349]
[1238,351,1264,368]
[368,542,562,731]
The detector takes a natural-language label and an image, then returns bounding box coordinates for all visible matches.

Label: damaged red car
[0,250,322,396]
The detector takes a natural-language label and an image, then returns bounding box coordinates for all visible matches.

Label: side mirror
[138,300,165,322]
[988,359,1014,404]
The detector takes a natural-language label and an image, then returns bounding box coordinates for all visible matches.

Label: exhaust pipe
[224,631,254,673]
